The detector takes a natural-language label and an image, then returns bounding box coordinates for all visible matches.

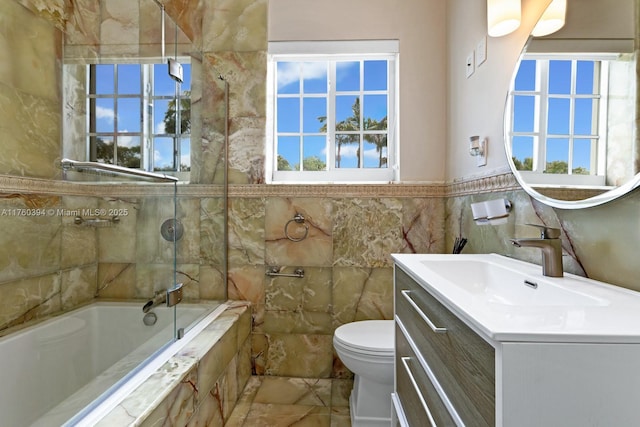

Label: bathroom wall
[269,0,447,182]
[445,0,640,292]
[0,0,60,178]
[9,0,640,391]
[0,0,226,334]
[0,0,448,383]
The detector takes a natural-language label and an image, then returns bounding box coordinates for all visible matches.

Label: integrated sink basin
[392,253,640,343]
[418,258,608,307]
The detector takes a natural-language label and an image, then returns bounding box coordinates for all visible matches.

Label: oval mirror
[504,0,638,208]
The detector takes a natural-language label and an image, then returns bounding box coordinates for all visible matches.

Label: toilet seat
[334,320,394,356]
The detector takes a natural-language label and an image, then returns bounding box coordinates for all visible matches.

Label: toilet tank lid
[334,320,394,352]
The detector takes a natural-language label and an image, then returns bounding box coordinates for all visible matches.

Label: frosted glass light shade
[532,0,566,37]
[487,0,521,37]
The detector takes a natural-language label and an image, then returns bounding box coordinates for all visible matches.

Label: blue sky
[512,59,596,172]
[276,60,389,169]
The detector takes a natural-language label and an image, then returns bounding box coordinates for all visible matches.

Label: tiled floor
[226,376,353,426]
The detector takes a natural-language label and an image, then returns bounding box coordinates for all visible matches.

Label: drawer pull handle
[401,357,438,427]
[401,290,447,334]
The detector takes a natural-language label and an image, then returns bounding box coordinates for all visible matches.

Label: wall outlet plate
[465,51,475,78]
[476,36,487,66]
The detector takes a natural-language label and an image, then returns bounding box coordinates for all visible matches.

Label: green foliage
[164,91,191,134]
[512,156,533,171]
[278,155,292,171]
[571,166,589,175]
[544,160,568,174]
[512,157,590,176]
[96,138,141,168]
[301,156,326,171]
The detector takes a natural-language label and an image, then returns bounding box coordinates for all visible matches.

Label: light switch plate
[476,36,487,66]
[465,51,475,78]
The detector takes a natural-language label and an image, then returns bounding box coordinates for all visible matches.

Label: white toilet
[333,320,395,426]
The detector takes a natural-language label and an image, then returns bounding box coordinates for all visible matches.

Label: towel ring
[284,213,309,242]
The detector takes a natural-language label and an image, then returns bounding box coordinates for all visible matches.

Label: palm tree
[163,91,191,134]
[364,116,388,167]
[318,98,388,168]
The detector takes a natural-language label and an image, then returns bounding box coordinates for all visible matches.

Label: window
[508,55,610,186]
[268,41,398,183]
[87,62,191,172]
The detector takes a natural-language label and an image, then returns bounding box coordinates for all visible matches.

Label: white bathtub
[0,301,224,427]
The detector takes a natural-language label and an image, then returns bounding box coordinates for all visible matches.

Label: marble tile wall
[0,185,229,334]
[8,0,640,398]
[223,192,445,378]
[0,0,61,179]
[446,176,640,293]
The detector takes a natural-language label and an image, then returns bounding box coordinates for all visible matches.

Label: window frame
[86,60,191,173]
[508,53,612,187]
[267,40,399,183]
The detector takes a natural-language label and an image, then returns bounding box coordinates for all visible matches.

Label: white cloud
[364,147,383,159]
[277,62,327,90]
[96,105,115,123]
[338,144,358,158]
[156,121,166,134]
[181,153,190,167]
[118,134,137,148]
[336,145,383,160]
[154,149,169,165]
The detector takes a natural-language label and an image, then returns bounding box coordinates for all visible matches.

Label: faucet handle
[525,223,560,239]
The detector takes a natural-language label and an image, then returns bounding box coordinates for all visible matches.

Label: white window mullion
[298,63,304,171]
[359,61,365,169]
[328,62,337,171]
[143,64,152,171]
[567,60,578,174]
[388,58,397,174]
[537,60,549,173]
[596,61,608,176]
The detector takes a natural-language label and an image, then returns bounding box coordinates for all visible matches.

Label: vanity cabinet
[392,263,640,427]
[393,266,494,426]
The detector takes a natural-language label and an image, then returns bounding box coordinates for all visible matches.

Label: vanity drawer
[396,323,457,426]
[395,266,495,426]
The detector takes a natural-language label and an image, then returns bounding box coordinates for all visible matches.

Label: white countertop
[392,253,640,344]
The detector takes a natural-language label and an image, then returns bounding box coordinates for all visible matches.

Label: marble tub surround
[226,376,353,427]
[94,301,252,426]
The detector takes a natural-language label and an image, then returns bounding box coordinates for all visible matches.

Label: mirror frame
[503,6,639,209]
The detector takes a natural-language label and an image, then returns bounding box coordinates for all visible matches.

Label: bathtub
[0,301,225,427]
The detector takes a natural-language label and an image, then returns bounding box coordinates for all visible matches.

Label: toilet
[333,320,395,426]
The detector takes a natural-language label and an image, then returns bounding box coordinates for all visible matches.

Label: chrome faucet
[510,224,563,277]
[142,291,167,313]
